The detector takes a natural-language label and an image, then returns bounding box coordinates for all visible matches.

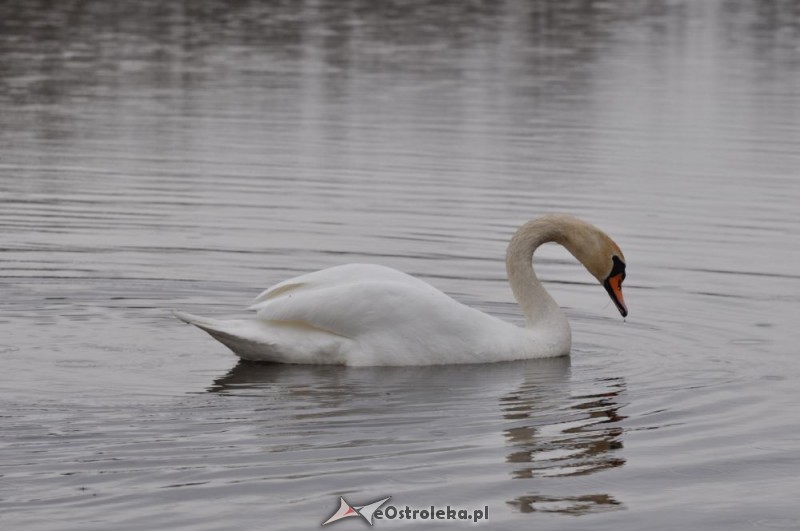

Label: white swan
[175,214,627,366]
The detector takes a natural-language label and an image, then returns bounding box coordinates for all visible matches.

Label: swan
[174,214,627,366]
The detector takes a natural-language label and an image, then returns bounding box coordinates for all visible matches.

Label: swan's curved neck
[505,219,565,327]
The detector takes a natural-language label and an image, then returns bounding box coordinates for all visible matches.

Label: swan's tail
[173,309,348,364]
[173,310,283,361]
[172,310,228,334]
[173,310,258,347]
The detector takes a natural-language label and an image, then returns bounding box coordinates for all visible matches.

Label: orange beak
[603,273,628,317]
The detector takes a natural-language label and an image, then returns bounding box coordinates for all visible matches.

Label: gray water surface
[2,1,800,530]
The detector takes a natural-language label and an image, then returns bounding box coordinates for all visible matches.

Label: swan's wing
[249,280,453,339]
[249,264,434,306]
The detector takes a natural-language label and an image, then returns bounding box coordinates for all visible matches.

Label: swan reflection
[208,357,626,515]
[502,374,626,514]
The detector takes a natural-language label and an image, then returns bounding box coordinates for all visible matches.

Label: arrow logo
[322,496,391,526]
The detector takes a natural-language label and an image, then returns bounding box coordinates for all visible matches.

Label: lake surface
[2,0,800,529]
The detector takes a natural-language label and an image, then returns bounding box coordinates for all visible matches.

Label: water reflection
[208,357,573,394]
[502,375,626,514]
[209,358,626,515]
[511,493,622,515]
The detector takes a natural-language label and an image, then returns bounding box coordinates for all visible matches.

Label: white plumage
[175,214,627,366]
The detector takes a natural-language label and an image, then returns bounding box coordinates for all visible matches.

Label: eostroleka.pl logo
[321,496,489,527]
[322,496,392,526]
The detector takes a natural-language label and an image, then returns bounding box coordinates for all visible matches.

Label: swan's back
[250,263,435,307]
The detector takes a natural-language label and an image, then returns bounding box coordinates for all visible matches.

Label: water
[2,0,800,529]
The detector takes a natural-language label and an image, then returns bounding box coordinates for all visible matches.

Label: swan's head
[557,217,628,318]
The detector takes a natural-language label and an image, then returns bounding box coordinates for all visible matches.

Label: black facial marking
[607,255,626,283]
